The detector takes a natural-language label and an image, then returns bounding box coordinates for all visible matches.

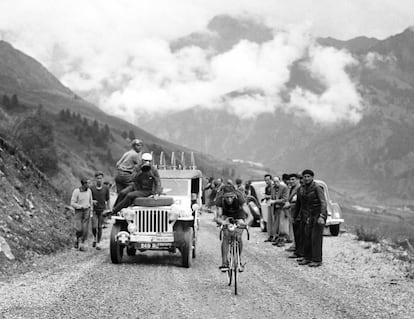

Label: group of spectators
[261,170,328,267]
[204,169,328,267]
[70,138,160,252]
[70,171,110,251]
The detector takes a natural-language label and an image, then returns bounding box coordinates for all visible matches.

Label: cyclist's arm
[242,203,253,225]
[214,206,227,225]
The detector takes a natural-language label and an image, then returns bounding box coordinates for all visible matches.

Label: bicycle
[219,218,250,295]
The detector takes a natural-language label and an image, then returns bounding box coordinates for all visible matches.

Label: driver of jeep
[111,153,161,215]
[214,185,252,272]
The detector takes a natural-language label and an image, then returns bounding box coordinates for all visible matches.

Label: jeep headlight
[127,223,137,233]
[121,210,135,221]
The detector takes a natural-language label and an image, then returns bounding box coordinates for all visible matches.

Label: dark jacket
[294,181,327,222]
[288,183,301,219]
[133,166,161,195]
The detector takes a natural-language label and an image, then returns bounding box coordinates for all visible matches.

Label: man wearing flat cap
[294,169,327,267]
[115,139,143,194]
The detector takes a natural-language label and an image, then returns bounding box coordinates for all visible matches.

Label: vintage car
[251,179,343,236]
[110,162,202,268]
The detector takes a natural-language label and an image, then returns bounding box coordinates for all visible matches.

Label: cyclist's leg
[236,219,245,271]
[221,228,230,266]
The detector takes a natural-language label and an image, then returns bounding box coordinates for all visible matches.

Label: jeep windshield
[161,179,189,196]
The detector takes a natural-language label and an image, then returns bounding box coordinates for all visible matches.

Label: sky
[0,0,413,124]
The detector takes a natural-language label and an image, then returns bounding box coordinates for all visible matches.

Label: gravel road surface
[1,214,413,319]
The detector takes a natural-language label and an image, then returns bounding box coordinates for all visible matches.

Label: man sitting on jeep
[214,185,252,272]
[111,153,161,215]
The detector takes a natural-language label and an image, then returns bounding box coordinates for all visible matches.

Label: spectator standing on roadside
[270,176,289,246]
[285,173,301,254]
[70,178,93,251]
[295,169,327,267]
[90,171,110,250]
[235,178,245,196]
[263,174,275,242]
[115,139,143,194]
[244,180,257,199]
[211,178,224,204]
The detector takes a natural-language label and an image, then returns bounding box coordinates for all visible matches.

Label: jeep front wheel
[182,227,193,268]
[110,224,124,264]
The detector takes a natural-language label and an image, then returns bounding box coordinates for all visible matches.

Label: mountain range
[138,15,414,203]
[0,39,245,195]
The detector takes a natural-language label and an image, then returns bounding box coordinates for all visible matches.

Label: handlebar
[219,219,250,241]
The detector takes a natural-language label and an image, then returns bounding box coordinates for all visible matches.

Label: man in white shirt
[71,178,93,251]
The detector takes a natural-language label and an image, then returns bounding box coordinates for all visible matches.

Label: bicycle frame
[219,220,249,295]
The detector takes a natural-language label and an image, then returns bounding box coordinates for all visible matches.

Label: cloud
[1,0,393,124]
[287,46,363,124]
[364,52,396,68]
[100,24,312,119]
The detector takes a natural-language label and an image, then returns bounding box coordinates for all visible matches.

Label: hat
[289,173,299,179]
[222,185,236,195]
[131,139,143,146]
[94,171,104,178]
[302,169,314,177]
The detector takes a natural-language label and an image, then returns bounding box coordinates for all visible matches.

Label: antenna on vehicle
[171,152,176,170]
[159,151,166,170]
[180,152,186,170]
[190,152,196,170]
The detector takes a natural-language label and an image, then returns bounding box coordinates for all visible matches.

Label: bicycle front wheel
[233,243,239,295]
[227,243,233,286]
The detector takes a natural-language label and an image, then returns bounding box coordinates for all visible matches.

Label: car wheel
[329,224,340,236]
[259,218,267,232]
[126,247,136,256]
[182,227,193,268]
[110,224,124,264]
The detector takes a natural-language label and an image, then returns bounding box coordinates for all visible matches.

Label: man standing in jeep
[295,169,327,267]
[111,153,161,214]
[214,185,252,272]
[114,139,143,194]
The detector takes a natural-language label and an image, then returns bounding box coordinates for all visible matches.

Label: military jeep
[110,157,202,268]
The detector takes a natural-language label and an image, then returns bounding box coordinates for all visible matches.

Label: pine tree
[121,131,128,139]
[2,94,10,108]
[128,130,136,140]
[11,94,19,108]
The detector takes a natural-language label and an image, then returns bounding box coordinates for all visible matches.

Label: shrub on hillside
[355,225,382,243]
[13,109,58,173]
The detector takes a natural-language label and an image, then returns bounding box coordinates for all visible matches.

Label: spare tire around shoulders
[133,196,174,207]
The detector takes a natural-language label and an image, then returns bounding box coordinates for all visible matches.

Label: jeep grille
[136,209,169,233]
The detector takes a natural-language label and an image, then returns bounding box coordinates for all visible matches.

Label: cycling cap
[302,169,314,177]
[142,153,152,161]
[131,139,143,146]
[222,185,236,195]
[94,171,104,178]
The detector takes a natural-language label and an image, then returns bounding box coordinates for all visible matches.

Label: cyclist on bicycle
[214,184,252,272]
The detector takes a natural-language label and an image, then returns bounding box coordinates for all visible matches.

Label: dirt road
[1,214,413,319]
